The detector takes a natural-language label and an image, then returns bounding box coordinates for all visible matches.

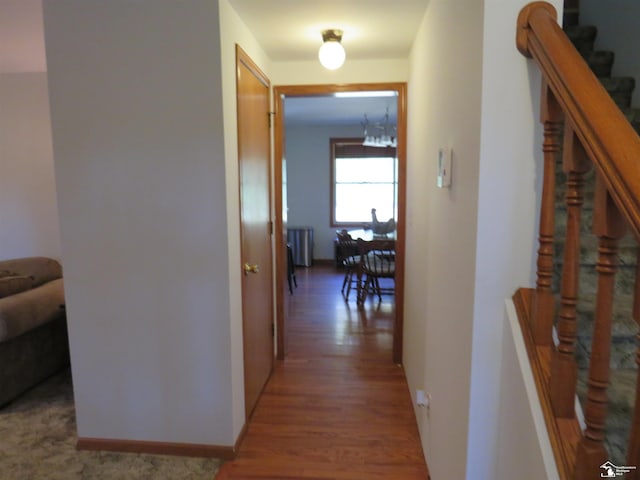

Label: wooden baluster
[626,251,640,479]
[550,125,591,417]
[574,177,627,479]
[532,83,563,346]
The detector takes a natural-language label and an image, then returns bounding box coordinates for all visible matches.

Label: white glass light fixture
[318,29,345,70]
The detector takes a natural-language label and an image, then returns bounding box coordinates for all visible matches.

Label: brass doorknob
[243,263,260,275]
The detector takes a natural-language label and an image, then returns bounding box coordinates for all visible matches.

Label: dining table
[345,228,396,305]
[346,228,396,242]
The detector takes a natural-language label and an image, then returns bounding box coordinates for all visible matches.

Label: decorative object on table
[370,208,396,235]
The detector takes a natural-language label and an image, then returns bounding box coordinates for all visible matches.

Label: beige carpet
[0,369,221,479]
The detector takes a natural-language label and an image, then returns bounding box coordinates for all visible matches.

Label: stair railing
[514,2,640,479]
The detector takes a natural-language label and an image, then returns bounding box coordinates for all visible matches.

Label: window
[331,138,398,226]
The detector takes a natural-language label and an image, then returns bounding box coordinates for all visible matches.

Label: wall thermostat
[437,147,452,188]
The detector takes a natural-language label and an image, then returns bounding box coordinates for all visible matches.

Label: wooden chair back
[336,230,359,267]
[357,238,396,278]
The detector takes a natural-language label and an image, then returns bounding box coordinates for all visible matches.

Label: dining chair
[287,243,297,294]
[356,238,396,305]
[335,229,360,300]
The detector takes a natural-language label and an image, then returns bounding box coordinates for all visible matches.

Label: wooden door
[236,46,273,419]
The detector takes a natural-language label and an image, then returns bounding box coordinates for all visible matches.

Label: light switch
[437,147,452,188]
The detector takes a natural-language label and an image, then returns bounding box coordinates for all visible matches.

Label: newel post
[531,83,563,346]
[549,124,591,417]
[574,177,626,479]
[516,2,558,59]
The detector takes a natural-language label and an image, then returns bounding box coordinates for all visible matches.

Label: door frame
[273,82,408,364]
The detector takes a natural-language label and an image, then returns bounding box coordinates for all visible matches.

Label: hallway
[216,265,429,479]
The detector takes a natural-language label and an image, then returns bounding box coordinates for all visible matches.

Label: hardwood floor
[216,265,429,479]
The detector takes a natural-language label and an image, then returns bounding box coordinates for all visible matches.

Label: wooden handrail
[517,2,640,242]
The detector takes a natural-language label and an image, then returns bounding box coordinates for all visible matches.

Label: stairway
[552,10,640,466]
[564,23,640,134]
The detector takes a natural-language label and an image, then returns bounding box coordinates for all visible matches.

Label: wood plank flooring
[216,265,429,479]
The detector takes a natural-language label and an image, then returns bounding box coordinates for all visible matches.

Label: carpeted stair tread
[622,107,640,134]
[563,7,580,28]
[586,50,615,78]
[553,260,637,300]
[553,204,628,239]
[565,24,597,56]
[600,76,636,108]
[576,368,637,466]
[554,207,595,238]
[574,293,637,338]
[575,333,636,371]
[553,234,638,266]
[554,169,596,204]
[559,9,640,466]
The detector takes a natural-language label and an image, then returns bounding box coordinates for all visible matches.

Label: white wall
[285,124,363,261]
[271,58,408,87]
[404,2,483,479]
[581,0,640,106]
[467,0,561,477]
[404,0,563,479]
[43,0,236,446]
[219,0,272,442]
[0,73,61,260]
[0,0,47,73]
[495,301,559,480]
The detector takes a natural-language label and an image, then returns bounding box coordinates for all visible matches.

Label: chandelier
[361,109,397,148]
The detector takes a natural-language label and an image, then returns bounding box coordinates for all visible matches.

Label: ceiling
[227,0,424,126]
[284,93,399,128]
[226,0,428,62]
[0,0,46,73]
[1,0,426,124]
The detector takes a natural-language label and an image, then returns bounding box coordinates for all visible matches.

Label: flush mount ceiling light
[318,29,345,70]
